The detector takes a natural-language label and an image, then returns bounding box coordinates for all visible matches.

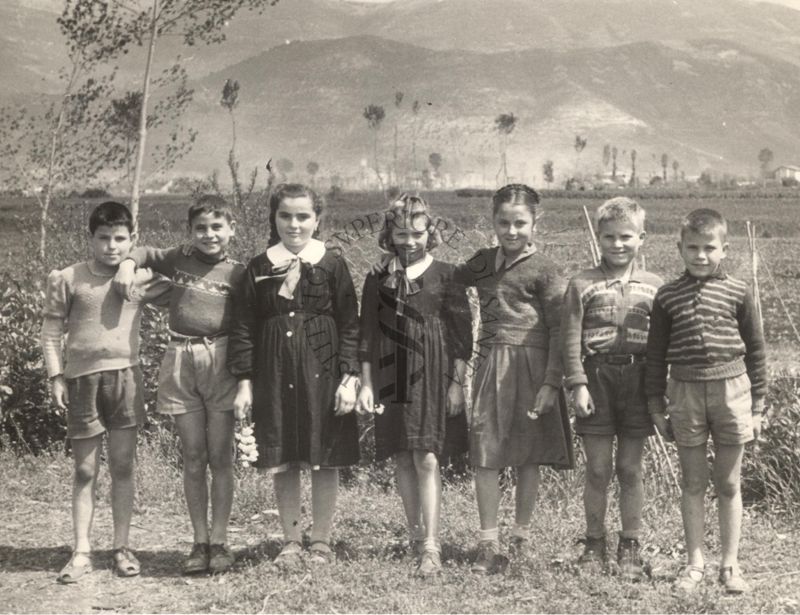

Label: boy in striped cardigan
[646,208,767,595]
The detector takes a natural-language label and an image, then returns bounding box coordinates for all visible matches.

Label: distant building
[773,165,800,181]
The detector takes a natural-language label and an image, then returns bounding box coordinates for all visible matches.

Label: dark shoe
[509,536,528,558]
[719,566,750,594]
[471,540,500,574]
[183,543,210,575]
[577,535,607,571]
[410,539,425,562]
[57,551,92,584]
[617,536,646,581]
[209,544,235,574]
[111,546,141,577]
[415,549,442,578]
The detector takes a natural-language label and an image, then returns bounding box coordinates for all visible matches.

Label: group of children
[41,183,766,595]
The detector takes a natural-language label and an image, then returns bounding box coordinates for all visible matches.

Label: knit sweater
[645,269,767,401]
[41,261,171,379]
[128,246,245,337]
[455,246,566,387]
[561,261,663,389]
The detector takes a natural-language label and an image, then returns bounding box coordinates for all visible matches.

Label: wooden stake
[581,204,600,266]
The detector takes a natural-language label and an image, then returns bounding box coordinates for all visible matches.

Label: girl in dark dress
[357,195,472,578]
[228,184,360,569]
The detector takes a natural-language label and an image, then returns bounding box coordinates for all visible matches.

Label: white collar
[266,238,326,266]
[495,243,537,271]
[388,253,433,281]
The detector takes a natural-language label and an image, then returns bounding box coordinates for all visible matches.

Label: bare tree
[573,134,588,178]
[758,147,774,187]
[542,160,554,188]
[393,91,403,185]
[219,79,254,208]
[494,113,517,185]
[611,146,618,180]
[661,153,669,182]
[363,104,386,192]
[307,161,319,187]
[629,149,638,187]
[602,144,611,171]
[672,159,680,182]
[410,99,421,187]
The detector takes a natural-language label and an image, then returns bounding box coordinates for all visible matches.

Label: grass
[2,190,800,611]
[1,439,800,614]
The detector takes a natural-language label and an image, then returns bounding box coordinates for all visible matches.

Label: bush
[742,375,800,508]
[0,275,66,451]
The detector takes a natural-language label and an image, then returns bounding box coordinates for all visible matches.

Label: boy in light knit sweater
[646,208,767,595]
[41,202,170,584]
[561,197,662,580]
[113,195,245,575]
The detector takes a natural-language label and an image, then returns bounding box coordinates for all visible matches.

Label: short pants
[157,335,237,415]
[666,373,754,447]
[574,356,654,439]
[66,366,145,439]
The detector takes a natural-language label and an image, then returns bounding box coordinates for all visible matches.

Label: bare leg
[676,443,709,568]
[71,435,102,566]
[616,436,646,538]
[274,468,303,543]
[413,451,442,547]
[582,435,614,538]
[174,412,210,544]
[712,444,745,570]
[474,467,501,531]
[206,411,235,545]
[106,428,138,549]
[514,464,540,526]
[310,468,338,544]
[395,451,422,537]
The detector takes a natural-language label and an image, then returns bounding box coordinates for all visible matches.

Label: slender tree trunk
[228,109,240,207]
[393,122,398,186]
[373,130,384,194]
[129,0,159,233]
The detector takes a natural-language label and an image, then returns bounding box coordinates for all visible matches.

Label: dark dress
[359,259,472,461]
[228,248,360,469]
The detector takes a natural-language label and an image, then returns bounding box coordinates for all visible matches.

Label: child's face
[678,227,728,278]
[390,214,429,266]
[189,212,235,257]
[91,224,135,268]
[597,219,645,270]
[276,196,318,253]
[493,203,534,256]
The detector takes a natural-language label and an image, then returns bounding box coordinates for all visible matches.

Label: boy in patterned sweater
[646,208,767,595]
[41,201,171,583]
[113,195,245,575]
[561,197,662,580]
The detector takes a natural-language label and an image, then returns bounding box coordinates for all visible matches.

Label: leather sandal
[273,541,304,572]
[307,541,335,565]
[673,564,705,594]
[57,551,93,584]
[111,546,141,577]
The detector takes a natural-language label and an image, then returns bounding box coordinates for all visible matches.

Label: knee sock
[423,537,441,553]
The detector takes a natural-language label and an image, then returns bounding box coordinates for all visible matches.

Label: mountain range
[2,0,800,184]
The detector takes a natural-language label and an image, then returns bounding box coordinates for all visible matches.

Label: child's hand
[233,379,253,421]
[369,254,392,276]
[528,384,559,420]
[334,376,359,416]
[571,384,595,418]
[112,260,138,301]
[752,413,763,440]
[357,384,374,415]
[651,412,674,442]
[446,381,465,417]
[50,375,68,409]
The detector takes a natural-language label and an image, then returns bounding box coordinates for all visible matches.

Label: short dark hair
[267,183,324,247]
[89,201,133,234]
[188,194,234,226]
[491,183,539,218]
[681,208,727,241]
